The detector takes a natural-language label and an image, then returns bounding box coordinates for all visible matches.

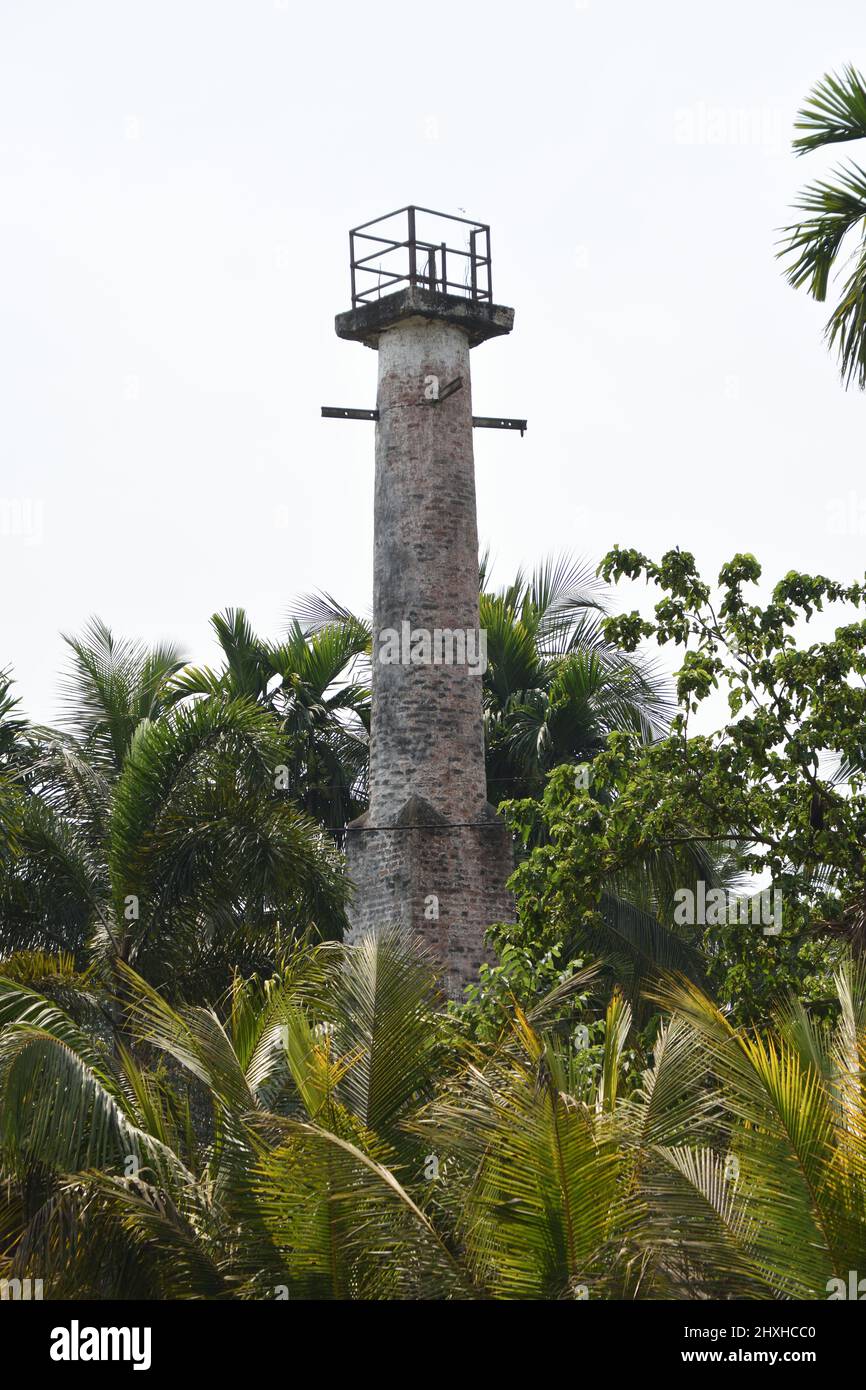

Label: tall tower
[331,206,519,994]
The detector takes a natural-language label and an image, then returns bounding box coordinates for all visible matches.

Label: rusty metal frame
[348,205,492,309]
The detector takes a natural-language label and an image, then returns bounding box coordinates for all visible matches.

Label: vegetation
[292,552,673,809]
[780,64,866,388]
[1,66,865,1302]
[0,928,864,1300]
[1,538,866,1299]
[0,623,350,1003]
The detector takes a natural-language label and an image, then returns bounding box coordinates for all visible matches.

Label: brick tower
[332,207,518,995]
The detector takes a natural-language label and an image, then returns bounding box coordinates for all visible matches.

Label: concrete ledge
[336,287,514,349]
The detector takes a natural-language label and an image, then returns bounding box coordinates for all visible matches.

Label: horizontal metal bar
[322,406,526,436]
[350,205,413,233]
[472,416,527,435]
[437,282,490,296]
[352,253,404,268]
[350,205,488,234]
[410,205,489,230]
[352,232,405,246]
[353,273,490,296]
[321,406,379,422]
[353,245,485,268]
[354,285,406,303]
[352,275,404,292]
[411,241,474,259]
[352,267,404,286]
[352,237,407,256]
[352,272,491,299]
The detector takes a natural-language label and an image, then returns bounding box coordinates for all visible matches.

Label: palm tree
[479,553,672,806]
[0,669,28,765]
[0,671,27,880]
[3,929,864,1299]
[0,622,348,999]
[639,960,866,1298]
[58,617,187,774]
[779,65,866,388]
[0,930,467,1299]
[426,957,866,1297]
[172,608,370,834]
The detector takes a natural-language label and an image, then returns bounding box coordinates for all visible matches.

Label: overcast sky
[1,0,863,724]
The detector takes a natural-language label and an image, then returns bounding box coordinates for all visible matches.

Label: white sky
[1,0,864,725]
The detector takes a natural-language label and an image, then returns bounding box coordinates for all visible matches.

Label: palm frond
[793,66,866,156]
[331,927,445,1138]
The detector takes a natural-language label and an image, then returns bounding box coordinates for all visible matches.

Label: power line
[333,821,514,833]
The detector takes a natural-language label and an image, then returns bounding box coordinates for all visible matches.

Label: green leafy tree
[503,546,865,1022]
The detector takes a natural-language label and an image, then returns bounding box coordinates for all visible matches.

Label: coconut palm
[57,617,187,774]
[2,928,864,1299]
[779,65,866,388]
[479,554,672,806]
[641,958,866,1297]
[0,930,468,1299]
[0,672,26,877]
[0,669,28,765]
[0,622,348,999]
[171,608,370,834]
[435,959,866,1298]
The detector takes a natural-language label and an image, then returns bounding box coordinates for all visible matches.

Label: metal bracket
[472,416,527,436]
[321,407,379,422]
[433,376,464,403]
[322,405,525,435]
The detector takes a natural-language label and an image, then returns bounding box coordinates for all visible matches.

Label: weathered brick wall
[346,795,514,995]
[345,310,515,992]
[369,317,487,822]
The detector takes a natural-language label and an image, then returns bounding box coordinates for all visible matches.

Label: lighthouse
[329,206,520,994]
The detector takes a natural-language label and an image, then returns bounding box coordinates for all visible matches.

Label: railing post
[485,227,492,302]
[407,206,417,288]
[470,229,477,301]
[349,230,357,308]
[440,241,447,294]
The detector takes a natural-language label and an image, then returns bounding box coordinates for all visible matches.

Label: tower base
[345,794,514,997]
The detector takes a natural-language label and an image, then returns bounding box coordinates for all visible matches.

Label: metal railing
[349,205,492,309]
